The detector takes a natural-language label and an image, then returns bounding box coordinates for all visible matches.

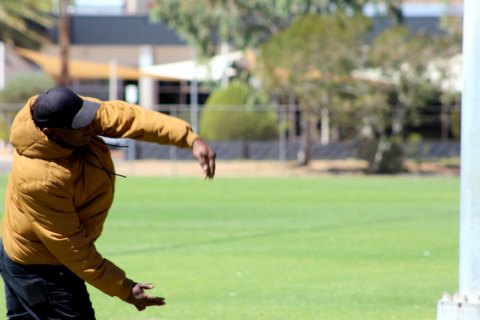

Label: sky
[74,0,123,6]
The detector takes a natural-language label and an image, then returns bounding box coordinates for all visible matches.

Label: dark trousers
[0,242,95,320]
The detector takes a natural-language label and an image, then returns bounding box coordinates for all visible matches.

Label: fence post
[0,41,5,90]
[190,47,199,133]
[278,105,287,163]
[170,105,178,175]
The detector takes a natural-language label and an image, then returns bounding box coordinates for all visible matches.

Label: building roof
[142,51,243,81]
[53,14,449,46]
[50,15,187,45]
[16,48,177,81]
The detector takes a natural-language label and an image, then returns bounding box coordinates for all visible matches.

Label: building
[8,0,463,108]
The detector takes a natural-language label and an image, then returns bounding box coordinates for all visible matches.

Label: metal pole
[220,42,229,88]
[0,41,5,90]
[190,46,199,132]
[277,103,287,164]
[139,45,155,110]
[109,59,118,100]
[170,105,178,176]
[437,0,480,318]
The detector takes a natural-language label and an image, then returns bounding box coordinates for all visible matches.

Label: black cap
[33,87,100,129]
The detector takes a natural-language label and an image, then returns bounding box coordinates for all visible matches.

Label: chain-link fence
[0,103,461,162]
[128,104,461,162]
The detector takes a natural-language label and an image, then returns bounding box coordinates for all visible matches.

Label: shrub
[451,109,461,139]
[199,80,278,141]
[0,73,55,103]
[378,141,405,173]
[0,73,55,142]
[358,137,405,174]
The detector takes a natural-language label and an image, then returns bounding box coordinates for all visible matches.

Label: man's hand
[125,283,166,311]
[192,139,216,179]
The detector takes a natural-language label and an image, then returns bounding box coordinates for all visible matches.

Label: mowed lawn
[0,176,459,320]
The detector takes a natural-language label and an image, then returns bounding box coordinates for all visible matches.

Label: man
[0,86,216,319]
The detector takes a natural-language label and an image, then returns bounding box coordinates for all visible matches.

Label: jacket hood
[10,96,74,160]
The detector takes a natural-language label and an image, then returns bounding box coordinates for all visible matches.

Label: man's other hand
[192,139,216,179]
[125,283,165,311]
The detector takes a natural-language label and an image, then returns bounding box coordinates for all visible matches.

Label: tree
[0,0,52,48]
[149,0,403,166]
[0,73,54,103]
[150,0,380,56]
[437,15,462,141]
[58,0,71,86]
[353,26,458,173]
[0,73,54,142]
[258,13,371,165]
[199,80,278,142]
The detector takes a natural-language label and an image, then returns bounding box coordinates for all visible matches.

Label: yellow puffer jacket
[1,95,198,300]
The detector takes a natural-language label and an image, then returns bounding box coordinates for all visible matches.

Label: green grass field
[0,176,459,320]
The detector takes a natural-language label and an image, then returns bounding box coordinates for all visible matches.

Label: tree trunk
[297,113,313,166]
[440,105,450,141]
[391,105,405,137]
[58,0,70,86]
[369,135,388,173]
[320,107,330,145]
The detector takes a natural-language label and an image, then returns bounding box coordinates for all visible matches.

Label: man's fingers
[200,152,215,179]
[133,296,166,311]
[137,292,166,304]
[191,139,216,178]
[139,283,154,290]
[209,157,216,177]
[198,154,210,178]
[142,294,165,303]
[203,165,213,179]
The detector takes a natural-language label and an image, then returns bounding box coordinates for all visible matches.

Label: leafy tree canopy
[150,0,398,56]
[0,0,53,48]
[258,13,371,109]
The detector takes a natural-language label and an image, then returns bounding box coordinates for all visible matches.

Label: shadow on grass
[105,210,454,257]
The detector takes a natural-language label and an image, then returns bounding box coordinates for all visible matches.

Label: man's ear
[42,128,57,139]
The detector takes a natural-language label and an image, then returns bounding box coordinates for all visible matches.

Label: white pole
[0,41,6,90]
[221,42,229,88]
[458,0,480,301]
[139,45,155,110]
[109,59,118,100]
[437,0,480,318]
[190,46,199,133]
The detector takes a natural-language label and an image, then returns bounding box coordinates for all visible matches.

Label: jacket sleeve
[18,179,135,301]
[89,99,198,148]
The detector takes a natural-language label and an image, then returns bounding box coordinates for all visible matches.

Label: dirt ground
[113,159,460,178]
[0,145,458,177]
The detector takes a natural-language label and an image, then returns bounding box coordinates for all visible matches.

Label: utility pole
[437,0,480,318]
[109,59,118,100]
[58,0,70,86]
[190,46,198,132]
[0,41,5,90]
